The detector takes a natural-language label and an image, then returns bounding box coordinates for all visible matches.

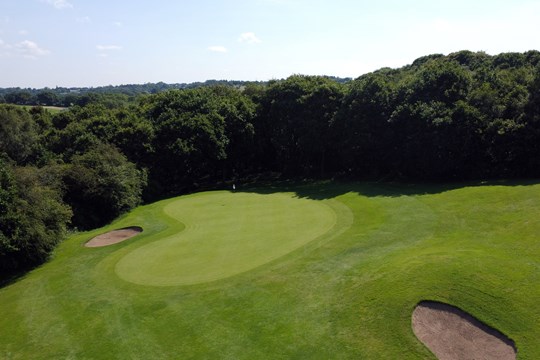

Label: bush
[0,160,72,272]
[63,143,146,229]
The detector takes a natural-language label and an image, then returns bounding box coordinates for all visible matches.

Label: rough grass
[0,181,539,359]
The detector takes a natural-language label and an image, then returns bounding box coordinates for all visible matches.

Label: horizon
[1,0,540,88]
[0,76,345,90]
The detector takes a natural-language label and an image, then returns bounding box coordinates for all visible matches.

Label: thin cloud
[15,40,50,59]
[96,44,122,58]
[0,39,9,57]
[96,44,122,51]
[113,21,123,28]
[41,0,73,9]
[208,45,228,53]
[0,38,12,50]
[238,32,262,44]
[0,38,7,56]
[77,16,91,24]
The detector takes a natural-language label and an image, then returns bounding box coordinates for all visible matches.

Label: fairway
[115,192,340,286]
[0,182,539,359]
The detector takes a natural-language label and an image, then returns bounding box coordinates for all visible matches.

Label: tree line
[0,78,352,107]
[2,50,540,273]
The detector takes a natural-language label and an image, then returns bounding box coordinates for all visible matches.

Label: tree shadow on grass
[0,268,31,289]
[237,178,540,201]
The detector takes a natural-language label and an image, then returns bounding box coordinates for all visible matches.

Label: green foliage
[0,160,71,271]
[448,50,491,71]
[35,90,60,107]
[335,70,397,177]
[141,87,253,195]
[3,91,33,105]
[257,75,345,175]
[0,105,39,164]
[74,93,131,109]
[407,58,473,104]
[28,106,53,132]
[63,143,146,230]
[335,51,539,180]
[208,86,256,177]
[0,160,18,258]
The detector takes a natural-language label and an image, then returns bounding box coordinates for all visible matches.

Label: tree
[0,105,39,165]
[4,91,33,105]
[36,90,59,106]
[0,160,72,272]
[386,58,474,179]
[257,75,345,176]
[110,108,155,165]
[206,86,256,177]
[141,88,229,195]
[405,57,473,105]
[335,69,397,177]
[0,160,19,269]
[63,143,146,229]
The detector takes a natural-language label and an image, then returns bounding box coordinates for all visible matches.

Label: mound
[412,301,516,360]
[85,226,143,247]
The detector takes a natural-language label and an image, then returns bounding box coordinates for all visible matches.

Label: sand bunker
[412,301,516,360]
[85,226,143,247]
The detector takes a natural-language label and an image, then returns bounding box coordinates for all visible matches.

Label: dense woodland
[2,50,540,273]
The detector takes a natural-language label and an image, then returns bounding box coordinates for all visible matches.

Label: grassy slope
[0,182,539,359]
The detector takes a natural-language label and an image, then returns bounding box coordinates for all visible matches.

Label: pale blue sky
[1,0,539,88]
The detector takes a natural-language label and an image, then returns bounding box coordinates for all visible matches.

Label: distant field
[13,104,67,113]
[0,181,538,359]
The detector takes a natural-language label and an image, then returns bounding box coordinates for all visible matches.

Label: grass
[116,192,340,286]
[0,181,539,359]
[13,104,67,113]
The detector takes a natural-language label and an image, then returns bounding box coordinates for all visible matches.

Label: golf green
[115,191,340,286]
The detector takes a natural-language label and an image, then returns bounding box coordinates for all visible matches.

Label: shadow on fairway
[0,268,31,289]
[239,178,540,201]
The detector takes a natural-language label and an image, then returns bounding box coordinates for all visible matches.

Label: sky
[1,0,540,88]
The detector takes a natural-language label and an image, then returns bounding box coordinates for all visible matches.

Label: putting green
[115,191,340,286]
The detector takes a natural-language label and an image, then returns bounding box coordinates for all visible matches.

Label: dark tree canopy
[0,105,39,164]
[0,160,71,271]
[257,75,345,176]
[63,143,146,230]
